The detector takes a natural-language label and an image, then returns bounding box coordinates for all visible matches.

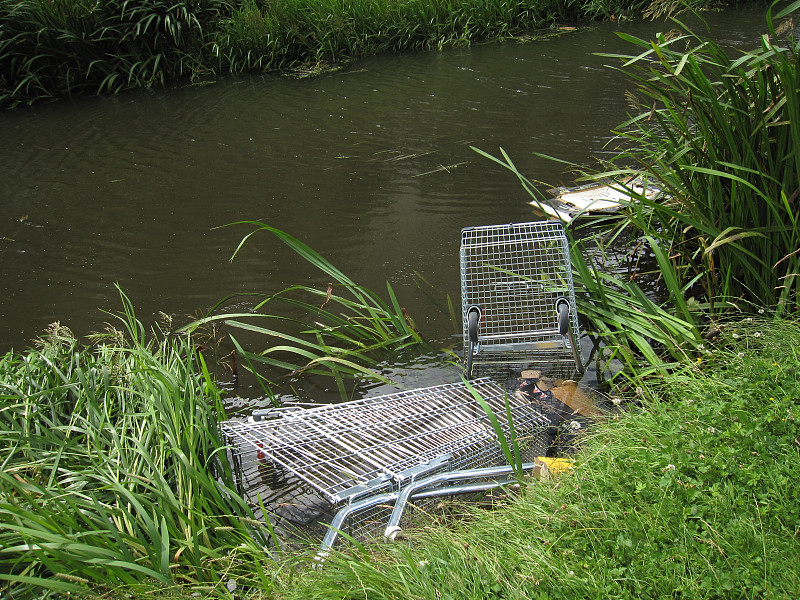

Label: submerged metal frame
[221,378,551,550]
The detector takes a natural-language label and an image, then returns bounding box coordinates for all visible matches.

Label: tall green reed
[464,378,525,482]
[0,0,222,107]
[475,3,800,381]
[597,2,800,316]
[0,292,271,598]
[578,0,800,376]
[183,222,424,399]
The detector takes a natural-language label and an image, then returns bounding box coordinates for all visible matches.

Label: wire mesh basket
[460,221,583,378]
[221,378,550,549]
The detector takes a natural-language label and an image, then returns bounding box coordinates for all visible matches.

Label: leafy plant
[182,222,424,399]
[474,3,800,381]
[464,377,525,482]
[595,1,800,316]
[0,290,271,598]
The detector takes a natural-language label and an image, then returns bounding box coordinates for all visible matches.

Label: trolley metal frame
[460,221,583,377]
[220,378,550,550]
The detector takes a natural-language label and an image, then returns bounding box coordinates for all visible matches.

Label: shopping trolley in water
[220,378,551,553]
[461,221,583,378]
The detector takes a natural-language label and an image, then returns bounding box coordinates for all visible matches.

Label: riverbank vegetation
[182,222,423,401]
[479,1,800,382]
[0,294,274,598]
[1,0,734,109]
[276,317,800,600]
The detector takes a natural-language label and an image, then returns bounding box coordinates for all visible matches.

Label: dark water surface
[0,6,769,400]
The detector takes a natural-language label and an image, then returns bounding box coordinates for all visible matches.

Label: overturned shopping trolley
[221,378,551,552]
[461,221,583,378]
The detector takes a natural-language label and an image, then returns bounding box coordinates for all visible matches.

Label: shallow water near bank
[0,5,770,402]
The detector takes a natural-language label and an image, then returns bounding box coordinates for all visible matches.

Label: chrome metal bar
[566,325,584,374]
[478,328,560,341]
[408,479,518,499]
[383,462,538,540]
[317,470,527,559]
[316,490,401,563]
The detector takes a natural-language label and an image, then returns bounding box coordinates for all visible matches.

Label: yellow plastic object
[536,457,573,476]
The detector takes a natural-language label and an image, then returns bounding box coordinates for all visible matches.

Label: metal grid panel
[222,379,549,504]
[344,501,396,543]
[460,221,580,356]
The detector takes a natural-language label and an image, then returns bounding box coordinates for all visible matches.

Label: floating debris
[532,177,663,223]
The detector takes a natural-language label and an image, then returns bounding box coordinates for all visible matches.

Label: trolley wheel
[466,339,475,378]
[466,307,481,378]
[556,297,570,336]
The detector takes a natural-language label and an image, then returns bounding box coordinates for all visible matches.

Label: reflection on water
[0,5,770,401]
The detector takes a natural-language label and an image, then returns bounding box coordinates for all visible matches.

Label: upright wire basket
[460,221,583,378]
[221,378,550,551]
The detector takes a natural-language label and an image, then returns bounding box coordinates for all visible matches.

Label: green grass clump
[184,222,424,400]
[286,316,800,599]
[0,293,274,599]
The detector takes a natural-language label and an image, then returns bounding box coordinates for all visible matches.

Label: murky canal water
[0,6,769,401]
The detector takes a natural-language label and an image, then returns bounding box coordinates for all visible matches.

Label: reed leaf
[464,378,524,481]
[184,223,424,394]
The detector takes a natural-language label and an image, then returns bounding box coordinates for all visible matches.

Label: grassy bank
[0,297,273,599]
[6,311,796,599]
[278,316,800,599]
[1,0,729,109]
[4,291,798,599]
